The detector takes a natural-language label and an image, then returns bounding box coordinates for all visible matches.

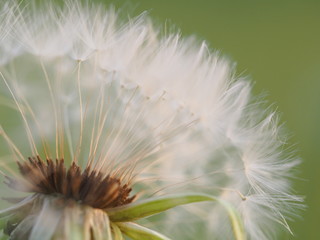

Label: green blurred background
[11,0,320,239]
[107,0,318,239]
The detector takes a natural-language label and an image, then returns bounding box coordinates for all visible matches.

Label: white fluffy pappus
[0,1,302,240]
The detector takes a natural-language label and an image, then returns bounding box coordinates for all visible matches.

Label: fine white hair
[0,1,302,239]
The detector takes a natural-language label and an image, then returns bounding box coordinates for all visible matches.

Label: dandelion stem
[116,222,171,240]
[107,193,246,240]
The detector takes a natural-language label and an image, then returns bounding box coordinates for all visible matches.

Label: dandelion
[0,1,302,240]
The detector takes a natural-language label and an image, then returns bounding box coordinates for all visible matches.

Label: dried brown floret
[6,156,136,209]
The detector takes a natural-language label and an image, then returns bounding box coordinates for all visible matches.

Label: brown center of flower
[6,156,136,209]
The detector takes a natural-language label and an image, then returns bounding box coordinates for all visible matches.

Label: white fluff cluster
[0,2,301,239]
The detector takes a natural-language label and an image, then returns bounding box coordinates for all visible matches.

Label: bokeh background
[108,0,318,239]
[4,0,319,239]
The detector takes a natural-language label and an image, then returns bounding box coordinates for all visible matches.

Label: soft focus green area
[107,1,318,239]
[5,0,319,239]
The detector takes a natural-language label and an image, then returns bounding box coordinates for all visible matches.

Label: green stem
[107,193,246,240]
[116,222,171,240]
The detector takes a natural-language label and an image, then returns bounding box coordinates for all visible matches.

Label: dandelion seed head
[0,1,302,240]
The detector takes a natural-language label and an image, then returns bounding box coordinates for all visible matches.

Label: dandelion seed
[0,1,302,240]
